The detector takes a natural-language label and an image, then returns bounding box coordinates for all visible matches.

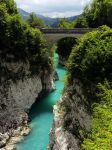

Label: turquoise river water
[16,53,66,150]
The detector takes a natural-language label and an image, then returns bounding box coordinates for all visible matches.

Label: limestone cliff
[0,56,54,149]
[49,79,93,150]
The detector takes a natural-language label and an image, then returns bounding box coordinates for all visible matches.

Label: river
[16,53,66,150]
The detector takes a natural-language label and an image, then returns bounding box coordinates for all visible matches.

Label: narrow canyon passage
[16,53,66,150]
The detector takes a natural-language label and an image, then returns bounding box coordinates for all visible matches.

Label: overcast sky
[14,0,91,18]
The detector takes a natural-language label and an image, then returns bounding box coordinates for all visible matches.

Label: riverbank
[0,70,55,149]
[15,53,66,150]
[1,126,30,150]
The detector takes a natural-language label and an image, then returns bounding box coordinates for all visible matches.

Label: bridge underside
[43,33,82,48]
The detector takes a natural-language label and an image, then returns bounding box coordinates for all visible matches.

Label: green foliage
[82,81,112,150]
[27,12,45,28]
[63,2,112,148]
[67,26,112,83]
[57,0,112,29]
[1,0,17,15]
[71,0,112,28]
[57,18,72,29]
[73,16,88,28]
[65,25,112,149]
[56,37,77,58]
[83,0,112,27]
[0,0,52,75]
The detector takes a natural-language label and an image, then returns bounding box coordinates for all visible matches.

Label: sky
[15,0,91,18]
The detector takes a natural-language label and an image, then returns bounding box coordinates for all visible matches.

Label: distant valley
[18,8,77,28]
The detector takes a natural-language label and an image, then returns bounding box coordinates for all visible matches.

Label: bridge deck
[39,28,97,48]
[40,28,97,34]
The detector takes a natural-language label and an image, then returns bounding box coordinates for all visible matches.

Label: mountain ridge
[18,8,77,28]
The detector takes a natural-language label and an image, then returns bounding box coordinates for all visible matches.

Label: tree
[57,18,71,29]
[27,12,45,28]
[83,0,112,27]
[0,0,52,73]
[73,16,88,28]
[1,0,17,15]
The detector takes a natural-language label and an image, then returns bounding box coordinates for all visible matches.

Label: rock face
[49,79,92,150]
[54,71,59,81]
[0,58,54,149]
[58,55,67,66]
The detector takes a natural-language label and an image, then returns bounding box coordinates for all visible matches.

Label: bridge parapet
[39,28,97,48]
[40,28,97,34]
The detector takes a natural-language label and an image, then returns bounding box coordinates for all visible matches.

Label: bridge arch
[40,28,95,48]
[43,33,79,48]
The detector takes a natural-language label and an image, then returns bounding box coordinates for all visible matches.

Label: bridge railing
[40,28,97,34]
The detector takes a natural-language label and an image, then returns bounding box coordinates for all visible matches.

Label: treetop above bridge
[40,28,97,34]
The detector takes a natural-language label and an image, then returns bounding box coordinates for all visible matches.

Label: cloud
[19,4,30,11]
[42,11,82,18]
[14,0,91,17]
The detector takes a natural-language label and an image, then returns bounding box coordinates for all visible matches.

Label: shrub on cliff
[82,81,112,150]
[66,26,112,149]
[0,0,52,74]
[56,37,77,59]
[67,26,112,83]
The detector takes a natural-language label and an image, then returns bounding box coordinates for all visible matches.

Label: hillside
[18,8,29,20]
[18,8,77,28]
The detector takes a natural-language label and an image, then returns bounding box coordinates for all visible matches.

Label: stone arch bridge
[40,28,96,48]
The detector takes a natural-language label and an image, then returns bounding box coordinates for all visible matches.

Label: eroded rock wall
[49,79,92,150]
[0,58,54,149]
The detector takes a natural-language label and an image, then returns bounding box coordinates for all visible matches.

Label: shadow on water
[29,93,54,121]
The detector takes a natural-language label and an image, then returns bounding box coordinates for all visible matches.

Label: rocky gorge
[49,78,93,150]
[1,1,112,149]
[0,58,55,149]
[0,1,56,148]
[49,26,112,150]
